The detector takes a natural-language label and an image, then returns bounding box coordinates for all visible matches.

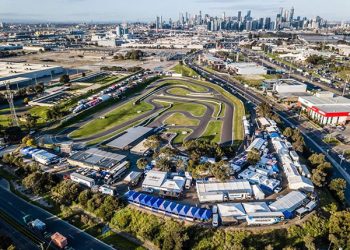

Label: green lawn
[171,64,199,77]
[167,87,191,96]
[200,120,222,143]
[98,231,145,250]
[164,113,199,126]
[166,128,193,144]
[170,102,207,117]
[70,101,154,139]
[29,106,51,125]
[212,102,225,118]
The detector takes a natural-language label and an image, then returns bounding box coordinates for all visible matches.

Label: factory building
[196,180,252,203]
[298,92,350,125]
[0,62,64,84]
[68,148,126,170]
[226,62,267,75]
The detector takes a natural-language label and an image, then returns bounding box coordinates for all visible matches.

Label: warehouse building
[226,63,267,75]
[272,79,307,94]
[142,170,186,198]
[70,172,95,188]
[68,148,126,170]
[107,126,154,150]
[196,180,252,203]
[0,62,64,82]
[269,191,307,217]
[298,92,350,125]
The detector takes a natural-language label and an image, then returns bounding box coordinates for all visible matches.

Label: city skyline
[0,0,350,23]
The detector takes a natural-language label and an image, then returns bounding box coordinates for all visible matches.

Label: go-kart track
[56,77,244,146]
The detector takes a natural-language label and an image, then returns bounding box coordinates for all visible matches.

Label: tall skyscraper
[290,7,295,22]
[237,11,242,22]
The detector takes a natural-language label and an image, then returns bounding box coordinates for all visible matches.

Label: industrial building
[269,191,307,216]
[298,92,350,125]
[107,126,154,150]
[142,170,186,198]
[272,79,307,94]
[196,180,252,203]
[226,63,267,75]
[68,148,126,170]
[70,172,95,188]
[20,146,60,165]
[130,139,151,156]
[0,62,64,82]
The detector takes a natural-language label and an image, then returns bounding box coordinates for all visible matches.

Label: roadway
[0,182,113,250]
[185,54,350,203]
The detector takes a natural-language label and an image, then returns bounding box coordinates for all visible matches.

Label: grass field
[200,120,222,143]
[98,231,145,250]
[170,102,207,117]
[163,79,208,92]
[171,64,199,77]
[70,101,153,139]
[167,87,191,96]
[163,113,200,126]
[166,128,193,144]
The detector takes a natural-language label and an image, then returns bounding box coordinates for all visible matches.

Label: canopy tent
[124,191,212,221]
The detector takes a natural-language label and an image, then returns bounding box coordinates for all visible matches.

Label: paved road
[0,218,40,250]
[0,184,113,250]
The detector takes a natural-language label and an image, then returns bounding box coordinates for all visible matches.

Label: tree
[328,211,350,249]
[22,135,36,147]
[306,55,325,65]
[78,189,92,208]
[329,178,346,202]
[311,162,332,187]
[143,135,161,152]
[211,161,230,181]
[283,127,293,138]
[136,158,148,170]
[23,97,30,104]
[256,102,272,118]
[95,195,120,221]
[308,153,326,167]
[22,171,57,195]
[159,220,189,250]
[22,113,38,130]
[60,74,70,83]
[51,180,80,205]
[159,147,178,158]
[292,138,304,153]
[156,158,172,172]
[247,148,261,165]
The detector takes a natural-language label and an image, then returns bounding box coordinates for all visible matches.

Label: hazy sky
[1,0,349,22]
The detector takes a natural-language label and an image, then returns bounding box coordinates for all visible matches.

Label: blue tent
[159,200,171,211]
[194,208,205,220]
[173,204,184,215]
[200,209,212,220]
[269,132,280,138]
[134,193,146,204]
[179,205,191,217]
[125,190,135,199]
[283,210,294,219]
[128,192,140,202]
[186,207,198,218]
[146,197,158,207]
[152,198,164,209]
[140,195,152,206]
[165,202,177,213]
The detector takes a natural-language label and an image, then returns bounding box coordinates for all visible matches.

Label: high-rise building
[237,11,242,22]
[290,7,295,22]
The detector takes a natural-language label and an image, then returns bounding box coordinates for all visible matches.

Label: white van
[212,214,219,227]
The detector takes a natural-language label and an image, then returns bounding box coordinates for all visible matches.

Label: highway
[0,183,113,250]
[185,54,350,203]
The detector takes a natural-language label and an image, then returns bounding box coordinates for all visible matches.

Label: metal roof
[196,180,252,195]
[269,191,307,212]
[107,126,153,149]
[69,148,126,169]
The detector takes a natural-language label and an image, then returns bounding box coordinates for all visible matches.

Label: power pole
[5,82,19,127]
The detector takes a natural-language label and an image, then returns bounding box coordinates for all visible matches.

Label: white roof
[107,126,153,149]
[124,171,142,182]
[288,176,314,192]
[142,170,167,188]
[246,138,265,152]
[242,202,270,213]
[196,180,252,195]
[160,178,186,192]
[269,191,307,212]
[217,203,246,217]
[252,185,265,199]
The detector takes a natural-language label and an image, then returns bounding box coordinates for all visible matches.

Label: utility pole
[5,82,19,127]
